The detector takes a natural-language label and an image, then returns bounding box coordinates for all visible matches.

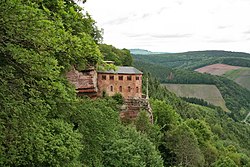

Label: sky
[83,0,250,53]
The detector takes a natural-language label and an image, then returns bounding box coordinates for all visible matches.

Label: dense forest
[1,0,250,167]
[134,58,250,121]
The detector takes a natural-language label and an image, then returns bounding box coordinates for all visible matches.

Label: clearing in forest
[194,63,241,76]
[162,84,229,112]
[224,68,250,91]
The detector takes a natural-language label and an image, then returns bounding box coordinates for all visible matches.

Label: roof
[98,66,143,74]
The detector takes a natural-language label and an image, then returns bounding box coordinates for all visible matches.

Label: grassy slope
[162,84,229,112]
[224,68,250,91]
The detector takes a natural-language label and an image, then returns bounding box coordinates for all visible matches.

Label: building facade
[97,66,143,99]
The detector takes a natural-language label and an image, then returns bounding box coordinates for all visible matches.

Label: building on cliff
[66,66,153,122]
[66,66,143,99]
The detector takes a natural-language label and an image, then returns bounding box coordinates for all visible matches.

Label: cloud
[125,33,147,38]
[150,33,192,38]
[206,38,237,43]
[102,12,154,26]
[85,0,250,53]
[142,13,152,19]
[244,30,250,34]
[217,25,232,29]
[124,33,192,39]
[103,17,130,25]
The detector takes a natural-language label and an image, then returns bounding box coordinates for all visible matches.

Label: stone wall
[120,98,153,123]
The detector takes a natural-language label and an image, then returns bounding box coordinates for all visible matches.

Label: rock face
[120,98,153,123]
[66,68,98,98]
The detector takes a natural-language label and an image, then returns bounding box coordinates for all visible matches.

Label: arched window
[136,87,139,93]
[110,85,113,92]
[119,86,122,92]
[128,86,131,92]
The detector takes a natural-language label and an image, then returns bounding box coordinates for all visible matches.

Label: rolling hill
[133,50,250,69]
[194,63,250,91]
[133,50,250,121]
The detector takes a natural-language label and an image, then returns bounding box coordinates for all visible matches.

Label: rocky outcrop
[66,67,98,98]
[120,98,153,123]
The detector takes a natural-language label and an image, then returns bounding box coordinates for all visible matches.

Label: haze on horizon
[84,0,250,53]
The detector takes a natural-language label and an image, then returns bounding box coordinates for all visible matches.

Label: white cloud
[84,0,250,53]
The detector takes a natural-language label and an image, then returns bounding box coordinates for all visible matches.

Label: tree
[165,123,205,167]
[134,111,162,145]
[103,126,164,167]
[0,0,103,166]
[212,156,238,167]
[151,99,180,131]
[99,44,133,66]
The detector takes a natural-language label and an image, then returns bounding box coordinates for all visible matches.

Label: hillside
[195,64,241,76]
[194,63,250,91]
[162,84,229,112]
[224,67,250,91]
[133,51,250,121]
[133,50,250,69]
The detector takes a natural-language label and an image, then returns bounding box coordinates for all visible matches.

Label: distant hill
[129,49,166,55]
[133,50,250,69]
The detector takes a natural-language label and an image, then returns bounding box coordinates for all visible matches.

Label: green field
[162,84,229,112]
[224,68,250,91]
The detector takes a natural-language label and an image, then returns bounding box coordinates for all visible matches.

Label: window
[136,76,140,80]
[119,86,122,92]
[102,75,106,80]
[128,86,131,92]
[109,75,114,80]
[127,76,132,81]
[119,76,123,80]
[136,87,139,93]
[110,86,113,92]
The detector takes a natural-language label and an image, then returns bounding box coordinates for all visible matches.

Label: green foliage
[151,100,180,131]
[143,74,250,166]
[103,126,164,167]
[112,93,124,105]
[134,111,162,145]
[0,0,103,166]
[185,119,213,145]
[181,97,218,109]
[212,156,238,167]
[165,122,205,167]
[71,98,120,166]
[99,44,133,66]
